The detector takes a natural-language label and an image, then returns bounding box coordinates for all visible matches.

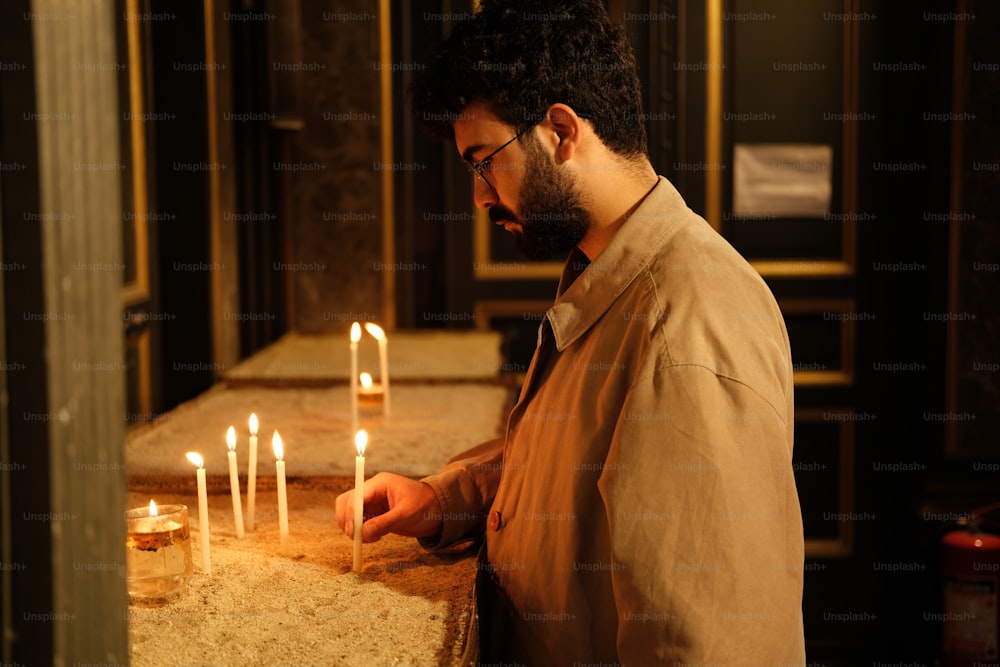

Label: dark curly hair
[411,0,647,158]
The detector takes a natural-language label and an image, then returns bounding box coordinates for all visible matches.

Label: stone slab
[126,481,478,667]
[221,331,506,386]
[126,382,514,484]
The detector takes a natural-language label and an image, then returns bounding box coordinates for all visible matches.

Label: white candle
[247,412,259,532]
[226,426,245,538]
[272,430,289,554]
[364,322,390,417]
[353,429,367,572]
[185,452,211,574]
[350,323,361,433]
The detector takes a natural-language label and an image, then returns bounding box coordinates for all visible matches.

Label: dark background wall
[2,0,998,664]
[129,0,1000,660]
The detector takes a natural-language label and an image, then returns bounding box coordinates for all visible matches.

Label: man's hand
[334,472,444,543]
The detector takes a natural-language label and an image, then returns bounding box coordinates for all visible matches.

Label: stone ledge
[126,382,513,481]
[127,480,479,667]
[126,331,507,664]
[221,331,507,386]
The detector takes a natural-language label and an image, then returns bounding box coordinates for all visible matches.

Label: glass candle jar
[125,503,193,605]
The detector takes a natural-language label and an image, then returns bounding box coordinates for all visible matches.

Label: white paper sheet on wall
[733,143,833,218]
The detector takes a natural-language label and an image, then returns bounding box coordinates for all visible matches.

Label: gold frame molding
[798,408,856,558]
[473,302,856,557]
[121,0,153,421]
[472,299,552,331]
[705,0,860,278]
[204,0,225,370]
[121,0,150,307]
[378,0,397,328]
[705,0,723,229]
[477,297,857,387]
[780,298,856,387]
[126,328,153,416]
[470,0,562,281]
[473,210,564,280]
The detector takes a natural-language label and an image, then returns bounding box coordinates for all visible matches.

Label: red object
[942,504,1000,666]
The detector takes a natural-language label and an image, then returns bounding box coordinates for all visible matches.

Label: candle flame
[360,372,373,389]
[364,322,385,341]
[355,429,368,457]
[186,451,204,468]
[350,322,362,343]
[272,430,284,460]
[249,412,259,436]
[149,499,158,516]
[226,425,237,451]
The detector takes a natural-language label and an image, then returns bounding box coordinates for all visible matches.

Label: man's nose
[472,177,498,210]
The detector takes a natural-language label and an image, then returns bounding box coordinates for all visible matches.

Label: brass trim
[129,327,153,416]
[121,0,150,306]
[798,408,856,558]
[378,0,397,329]
[780,298,856,387]
[473,211,564,280]
[204,0,225,373]
[705,0,723,230]
[474,299,857,556]
[472,299,552,331]
[468,0,562,281]
[750,260,854,277]
[707,0,860,277]
[474,209,489,273]
[794,370,853,387]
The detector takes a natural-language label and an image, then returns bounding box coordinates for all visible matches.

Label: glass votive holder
[125,503,193,605]
[358,374,385,408]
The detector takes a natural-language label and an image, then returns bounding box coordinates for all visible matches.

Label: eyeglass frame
[463,116,544,191]
[461,111,594,191]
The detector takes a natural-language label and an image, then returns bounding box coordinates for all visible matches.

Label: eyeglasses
[464,117,543,191]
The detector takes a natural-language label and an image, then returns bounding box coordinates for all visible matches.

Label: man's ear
[544,103,584,161]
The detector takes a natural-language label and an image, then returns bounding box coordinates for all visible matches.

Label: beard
[487,138,591,261]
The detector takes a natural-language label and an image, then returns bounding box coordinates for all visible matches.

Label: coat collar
[546,176,688,351]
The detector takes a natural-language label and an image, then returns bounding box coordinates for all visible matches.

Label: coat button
[488,510,502,532]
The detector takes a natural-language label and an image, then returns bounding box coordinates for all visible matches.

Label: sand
[126,479,479,667]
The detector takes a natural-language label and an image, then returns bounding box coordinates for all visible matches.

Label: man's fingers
[360,506,406,543]
[334,492,348,531]
[334,473,441,541]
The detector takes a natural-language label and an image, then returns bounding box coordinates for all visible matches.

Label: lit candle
[185,452,211,574]
[350,322,361,433]
[247,412,259,532]
[127,500,168,538]
[358,371,385,406]
[273,430,289,554]
[364,322,390,417]
[226,426,245,538]
[353,429,367,572]
[124,499,193,604]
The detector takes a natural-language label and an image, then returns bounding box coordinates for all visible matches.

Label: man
[336,1,806,664]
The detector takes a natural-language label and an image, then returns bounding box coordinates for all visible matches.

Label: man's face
[454,104,590,261]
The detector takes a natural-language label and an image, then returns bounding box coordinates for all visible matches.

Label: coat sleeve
[597,363,806,664]
[418,436,505,550]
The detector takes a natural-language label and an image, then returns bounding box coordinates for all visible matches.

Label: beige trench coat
[423,177,806,666]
